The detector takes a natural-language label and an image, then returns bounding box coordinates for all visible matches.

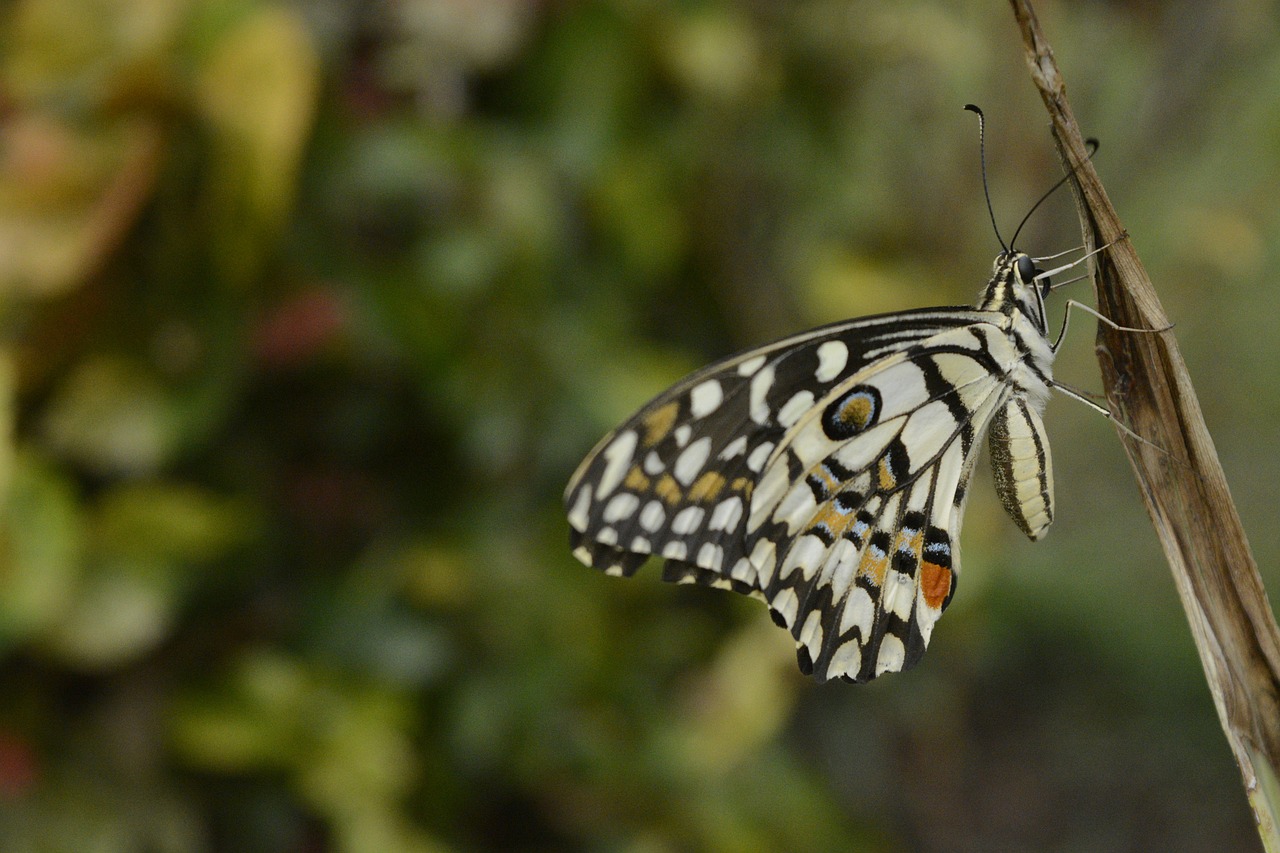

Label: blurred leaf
[0,451,83,647]
[660,619,798,775]
[172,651,429,850]
[39,355,174,476]
[38,559,174,667]
[0,115,162,297]
[1,0,183,103]
[170,652,311,771]
[92,481,252,564]
[659,7,766,104]
[399,541,472,609]
[193,4,318,284]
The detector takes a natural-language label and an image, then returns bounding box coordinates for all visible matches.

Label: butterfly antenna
[964,104,1007,252]
[1009,139,1100,248]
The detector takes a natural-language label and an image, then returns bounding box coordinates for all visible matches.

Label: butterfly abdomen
[988,395,1055,540]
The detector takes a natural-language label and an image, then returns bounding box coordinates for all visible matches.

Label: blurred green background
[1,0,1278,850]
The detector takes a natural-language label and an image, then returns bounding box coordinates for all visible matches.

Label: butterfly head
[982,250,1051,334]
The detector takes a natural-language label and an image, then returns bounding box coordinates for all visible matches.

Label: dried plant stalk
[1007,2,1280,848]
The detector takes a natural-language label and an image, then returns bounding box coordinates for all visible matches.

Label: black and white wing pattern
[565,251,1059,683]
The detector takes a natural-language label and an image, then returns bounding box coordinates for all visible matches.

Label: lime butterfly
[564,108,1107,683]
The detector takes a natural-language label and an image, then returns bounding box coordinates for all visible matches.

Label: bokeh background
[2,0,1279,850]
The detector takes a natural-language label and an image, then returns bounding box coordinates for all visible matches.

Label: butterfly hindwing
[745,324,1022,680]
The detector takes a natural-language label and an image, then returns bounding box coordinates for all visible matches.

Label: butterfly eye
[1016,254,1037,283]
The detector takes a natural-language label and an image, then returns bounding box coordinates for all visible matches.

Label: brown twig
[1009,1,1280,848]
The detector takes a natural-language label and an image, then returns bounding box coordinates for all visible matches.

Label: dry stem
[1009,1,1280,848]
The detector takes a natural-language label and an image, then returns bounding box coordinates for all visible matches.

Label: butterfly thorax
[976,250,1054,410]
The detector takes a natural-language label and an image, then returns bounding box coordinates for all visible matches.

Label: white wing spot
[639,500,666,532]
[886,570,915,620]
[875,634,907,676]
[567,485,592,532]
[788,427,832,470]
[602,492,640,523]
[827,539,858,598]
[738,354,767,377]
[914,599,943,645]
[777,390,816,428]
[719,435,748,459]
[643,451,665,475]
[597,431,638,499]
[597,526,618,546]
[750,538,778,587]
[663,541,688,560]
[779,534,827,581]
[689,380,724,418]
[696,542,724,571]
[799,611,824,656]
[770,587,799,628]
[773,482,819,536]
[730,557,753,583]
[746,441,774,473]
[631,536,651,552]
[673,436,712,485]
[815,340,849,382]
[709,496,744,531]
[839,586,876,637]
[748,462,791,531]
[671,505,706,535]
[828,640,862,678]
[749,365,776,423]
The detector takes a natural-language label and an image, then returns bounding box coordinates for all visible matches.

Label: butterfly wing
[565,308,1021,682]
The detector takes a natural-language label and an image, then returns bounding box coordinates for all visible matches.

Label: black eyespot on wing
[822,385,883,440]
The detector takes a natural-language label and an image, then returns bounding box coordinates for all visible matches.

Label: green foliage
[1,1,1277,850]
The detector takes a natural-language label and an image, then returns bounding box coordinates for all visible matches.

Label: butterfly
[563,105,1102,683]
[563,246,1069,683]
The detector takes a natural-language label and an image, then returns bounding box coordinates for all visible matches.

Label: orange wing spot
[895,528,923,556]
[857,542,890,587]
[641,402,679,447]
[814,466,841,494]
[730,477,754,498]
[624,466,650,491]
[920,562,952,609]
[688,471,726,502]
[812,503,855,538]
[877,458,896,491]
[654,474,683,504]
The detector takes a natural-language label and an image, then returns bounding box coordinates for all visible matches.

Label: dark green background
[1,1,1277,850]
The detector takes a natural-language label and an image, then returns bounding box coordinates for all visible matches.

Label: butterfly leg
[1032,238,1119,284]
[1051,298,1173,353]
[1048,379,1172,456]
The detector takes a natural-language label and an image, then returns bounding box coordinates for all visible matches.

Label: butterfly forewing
[565,308,985,574]
[565,251,1059,683]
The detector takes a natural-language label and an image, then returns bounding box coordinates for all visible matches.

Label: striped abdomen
[988,396,1054,540]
